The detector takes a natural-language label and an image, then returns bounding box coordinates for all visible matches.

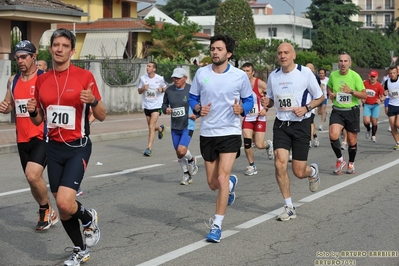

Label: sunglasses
[14,54,32,60]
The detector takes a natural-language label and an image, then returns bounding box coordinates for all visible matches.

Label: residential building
[247,0,273,15]
[352,0,396,28]
[188,14,313,49]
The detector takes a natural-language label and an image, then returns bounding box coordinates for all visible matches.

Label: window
[268,27,277,37]
[203,29,211,35]
[366,0,373,9]
[384,13,392,25]
[365,14,372,26]
[384,0,393,9]
[122,2,130,18]
[103,0,112,18]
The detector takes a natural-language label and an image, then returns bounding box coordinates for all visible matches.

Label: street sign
[392,56,398,64]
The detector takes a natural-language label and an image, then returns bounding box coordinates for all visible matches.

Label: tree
[235,38,292,70]
[214,0,256,66]
[145,13,203,62]
[160,0,221,18]
[306,0,363,30]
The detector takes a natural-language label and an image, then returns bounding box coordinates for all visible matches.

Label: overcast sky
[140,0,312,15]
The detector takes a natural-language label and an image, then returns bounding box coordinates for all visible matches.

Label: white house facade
[188,14,313,49]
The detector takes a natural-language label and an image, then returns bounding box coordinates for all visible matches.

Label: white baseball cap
[171,68,187,78]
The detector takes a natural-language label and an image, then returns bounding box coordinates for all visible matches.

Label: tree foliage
[235,38,293,70]
[214,0,256,65]
[145,14,203,63]
[306,0,363,29]
[160,0,221,17]
[306,0,398,69]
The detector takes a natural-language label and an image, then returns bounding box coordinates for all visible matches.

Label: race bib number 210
[46,105,76,130]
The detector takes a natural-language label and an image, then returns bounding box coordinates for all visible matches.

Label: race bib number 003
[46,105,76,130]
[172,106,185,117]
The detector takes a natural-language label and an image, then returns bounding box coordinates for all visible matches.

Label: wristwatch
[90,98,99,107]
[306,104,312,112]
[196,106,202,116]
[350,90,354,95]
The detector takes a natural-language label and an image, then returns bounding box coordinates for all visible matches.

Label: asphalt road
[0,111,398,266]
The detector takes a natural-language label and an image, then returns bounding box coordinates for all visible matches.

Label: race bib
[46,105,76,130]
[15,99,29,118]
[171,106,185,117]
[247,103,259,116]
[336,92,352,104]
[276,94,295,111]
[146,90,157,100]
[366,89,376,97]
[389,89,399,98]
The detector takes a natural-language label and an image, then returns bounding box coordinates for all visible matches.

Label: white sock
[337,156,343,162]
[178,158,188,172]
[213,214,224,228]
[284,197,293,207]
[309,167,316,177]
[229,179,233,192]
[184,150,193,161]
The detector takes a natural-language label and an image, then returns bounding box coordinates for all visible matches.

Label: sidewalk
[0,112,171,155]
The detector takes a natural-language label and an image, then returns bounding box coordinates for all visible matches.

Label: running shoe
[341,142,347,151]
[371,136,376,142]
[36,207,54,230]
[205,219,221,243]
[158,124,165,140]
[51,208,59,226]
[245,165,257,176]
[83,209,100,247]
[388,125,391,132]
[180,173,192,185]
[227,175,238,206]
[143,148,152,157]
[333,159,347,175]
[266,140,274,160]
[318,124,323,131]
[365,130,370,139]
[394,144,399,150]
[76,187,83,197]
[313,137,320,147]
[277,205,296,221]
[309,163,320,192]
[309,140,312,148]
[346,162,355,174]
[64,246,90,266]
[187,157,198,176]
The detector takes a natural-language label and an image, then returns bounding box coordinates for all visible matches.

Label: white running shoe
[245,165,257,176]
[313,137,319,147]
[64,246,90,266]
[180,173,192,185]
[83,209,100,247]
[187,157,198,176]
[266,140,274,160]
[277,205,296,221]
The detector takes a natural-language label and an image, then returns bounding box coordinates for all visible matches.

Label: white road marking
[137,158,399,265]
[90,164,164,178]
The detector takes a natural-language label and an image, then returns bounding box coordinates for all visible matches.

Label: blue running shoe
[143,148,152,157]
[158,125,165,140]
[227,175,238,206]
[206,224,221,243]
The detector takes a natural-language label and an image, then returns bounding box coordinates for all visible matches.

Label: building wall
[63,0,139,21]
[137,32,151,58]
